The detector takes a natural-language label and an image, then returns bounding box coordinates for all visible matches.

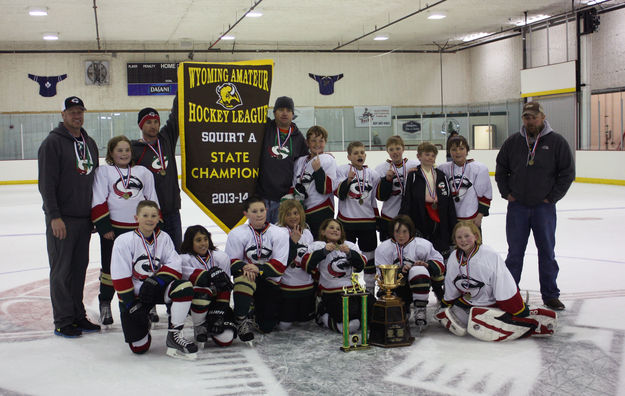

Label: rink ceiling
[1,181,625,395]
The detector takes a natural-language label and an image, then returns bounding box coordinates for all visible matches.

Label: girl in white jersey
[276,200,315,330]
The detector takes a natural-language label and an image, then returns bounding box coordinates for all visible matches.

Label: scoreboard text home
[127,62,179,96]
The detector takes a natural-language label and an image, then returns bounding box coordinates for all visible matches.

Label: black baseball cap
[63,96,86,111]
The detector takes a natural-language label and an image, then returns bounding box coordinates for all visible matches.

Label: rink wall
[2,150,623,185]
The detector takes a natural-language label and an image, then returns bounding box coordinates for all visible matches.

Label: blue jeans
[161,210,182,252]
[505,201,559,301]
[264,199,280,224]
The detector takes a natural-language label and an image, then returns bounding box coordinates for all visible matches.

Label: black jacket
[38,123,99,219]
[495,121,575,206]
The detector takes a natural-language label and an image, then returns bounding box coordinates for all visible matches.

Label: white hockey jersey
[304,240,364,293]
[437,159,492,219]
[225,222,289,284]
[336,164,381,223]
[280,228,314,289]
[111,229,182,296]
[444,244,520,310]
[292,153,338,212]
[375,237,444,269]
[92,164,159,229]
[180,250,232,280]
[375,158,420,220]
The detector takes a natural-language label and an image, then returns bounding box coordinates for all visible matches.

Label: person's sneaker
[74,317,101,333]
[99,301,113,325]
[166,325,198,360]
[414,306,427,330]
[236,317,255,342]
[148,305,159,322]
[543,298,565,311]
[54,324,82,338]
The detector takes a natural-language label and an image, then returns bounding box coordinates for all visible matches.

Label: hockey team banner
[354,106,392,128]
[178,60,273,233]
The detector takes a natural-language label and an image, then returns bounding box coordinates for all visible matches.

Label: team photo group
[39,88,575,359]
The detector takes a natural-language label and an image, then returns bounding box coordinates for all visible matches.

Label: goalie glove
[205,302,229,334]
[139,275,166,305]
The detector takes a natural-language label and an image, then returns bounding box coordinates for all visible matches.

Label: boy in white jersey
[111,200,197,359]
[336,141,381,295]
[375,136,419,241]
[290,126,338,239]
[437,135,491,231]
[225,196,289,342]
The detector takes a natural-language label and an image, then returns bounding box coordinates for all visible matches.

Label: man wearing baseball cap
[495,101,575,311]
[38,96,101,337]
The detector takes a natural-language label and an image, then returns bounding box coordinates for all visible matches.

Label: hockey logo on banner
[178,60,273,233]
[354,106,391,128]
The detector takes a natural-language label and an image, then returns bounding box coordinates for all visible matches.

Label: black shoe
[543,298,565,311]
[74,317,101,333]
[54,324,82,338]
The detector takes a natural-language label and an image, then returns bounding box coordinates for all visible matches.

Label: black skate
[236,317,255,344]
[166,325,198,360]
[99,301,113,326]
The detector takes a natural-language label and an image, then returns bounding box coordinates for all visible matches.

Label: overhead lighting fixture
[245,10,263,17]
[373,35,389,41]
[582,0,608,4]
[221,35,235,40]
[29,7,48,16]
[427,12,447,20]
[43,32,58,41]
[462,32,490,42]
[513,14,550,26]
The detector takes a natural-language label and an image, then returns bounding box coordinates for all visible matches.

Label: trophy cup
[339,274,370,352]
[369,264,414,347]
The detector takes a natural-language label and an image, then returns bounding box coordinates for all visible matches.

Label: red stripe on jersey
[266,258,286,276]
[478,196,491,206]
[91,202,109,223]
[112,277,134,293]
[158,265,181,280]
[337,212,376,223]
[305,198,334,214]
[324,175,333,194]
[189,269,204,285]
[497,290,526,315]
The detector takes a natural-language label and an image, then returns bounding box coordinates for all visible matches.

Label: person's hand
[325,242,337,252]
[311,155,321,171]
[291,224,302,243]
[348,170,356,181]
[472,214,483,228]
[337,244,350,254]
[401,263,412,273]
[543,199,550,203]
[507,194,516,202]
[103,231,115,240]
[414,260,428,267]
[242,263,259,282]
[385,169,395,182]
[51,218,66,240]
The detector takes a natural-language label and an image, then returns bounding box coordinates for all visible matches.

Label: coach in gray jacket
[495,102,575,311]
[38,96,101,337]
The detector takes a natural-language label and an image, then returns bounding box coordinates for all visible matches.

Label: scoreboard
[127,62,179,96]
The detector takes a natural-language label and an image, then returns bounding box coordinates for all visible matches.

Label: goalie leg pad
[467,307,538,342]
[528,307,557,337]
[435,306,467,337]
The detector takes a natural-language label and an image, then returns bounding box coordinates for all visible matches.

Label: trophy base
[369,298,414,348]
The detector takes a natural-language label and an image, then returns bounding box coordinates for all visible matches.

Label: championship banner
[178,60,273,233]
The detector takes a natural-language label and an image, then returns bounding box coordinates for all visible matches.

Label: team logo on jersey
[294,173,314,200]
[290,244,308,268]
[391,174,406,196]
[437,181,450,196]
[347,179,373,200]
[132,255,162,280]
[328,256,349,278]
[113,176,144,199]
[245,245,273,264]
[150,155,169,172]
[449,175,472,198]
[269,145,290,159]
[453,274,485,297]
[393,257,415,267]
[216,82,243,110]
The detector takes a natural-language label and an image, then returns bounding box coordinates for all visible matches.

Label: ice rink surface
[1,179,624,396]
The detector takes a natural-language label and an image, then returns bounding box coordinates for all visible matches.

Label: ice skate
[414,306,427,332]
[99,301,113,326]
[194,322,208,344]
[236,317,255,345]
[148,305,159,323]
[166,326,198,360]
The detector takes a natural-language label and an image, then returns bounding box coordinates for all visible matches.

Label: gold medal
[528,159,535,166]
[358,198,363,205]
[159,169,166,176]
[432,202,438,210]
[122,193,130,200]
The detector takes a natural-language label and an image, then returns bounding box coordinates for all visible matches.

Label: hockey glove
[206,267,233,293]
[205,302,229,334]
[139,275,166,305]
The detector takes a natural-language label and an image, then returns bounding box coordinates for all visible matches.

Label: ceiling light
[43,32,58,41]
[221,35,235,40]
[245,11,263,17]
[373,35,389,41]
[581,0,608,4]
[428,12,447,20]
[462,32,490,42]
[28,7,48,16]
[513,14,550,26]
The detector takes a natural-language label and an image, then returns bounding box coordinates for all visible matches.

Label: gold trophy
[339,274,370,352]
[369,265,414,347]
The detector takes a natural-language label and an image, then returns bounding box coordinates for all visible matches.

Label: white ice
[0,179,624,395]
